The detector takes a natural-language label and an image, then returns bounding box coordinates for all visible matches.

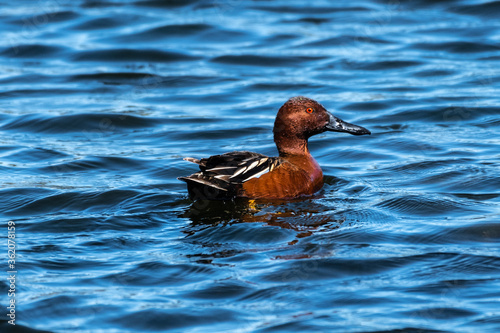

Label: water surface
[1,0,500,332]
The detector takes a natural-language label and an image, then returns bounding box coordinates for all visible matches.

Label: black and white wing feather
[178,151,282,194]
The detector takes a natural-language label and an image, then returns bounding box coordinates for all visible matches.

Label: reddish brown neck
[274,131,310,157]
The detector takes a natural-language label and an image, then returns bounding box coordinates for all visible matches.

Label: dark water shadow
[179,197,345,247]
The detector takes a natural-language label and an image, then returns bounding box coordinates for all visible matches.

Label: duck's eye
[306,107,314,114]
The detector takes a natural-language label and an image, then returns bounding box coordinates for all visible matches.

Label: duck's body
[179,96,370,200]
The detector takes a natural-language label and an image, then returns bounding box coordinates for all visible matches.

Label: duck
[178,96,370,200]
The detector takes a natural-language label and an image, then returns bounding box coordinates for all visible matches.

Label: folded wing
[178,151,282,196]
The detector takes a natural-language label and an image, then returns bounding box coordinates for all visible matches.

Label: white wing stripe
[241,167,271,182]
[214,174,231,181]
[206,166,237,171]
[247,160,260,170]
[230,166,248,179]
[257,158,268,167]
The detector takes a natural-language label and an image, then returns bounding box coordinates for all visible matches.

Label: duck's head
[273,96,371,155]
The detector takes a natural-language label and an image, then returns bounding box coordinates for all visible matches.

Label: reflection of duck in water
[179,96,370,200]
[180,198,345,247]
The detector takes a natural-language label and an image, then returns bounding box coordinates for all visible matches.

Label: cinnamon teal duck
[178,96,370,200]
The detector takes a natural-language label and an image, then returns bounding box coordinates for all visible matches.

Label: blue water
[1,0,500,332]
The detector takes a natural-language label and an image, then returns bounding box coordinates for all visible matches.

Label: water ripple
[1,0,500,332]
